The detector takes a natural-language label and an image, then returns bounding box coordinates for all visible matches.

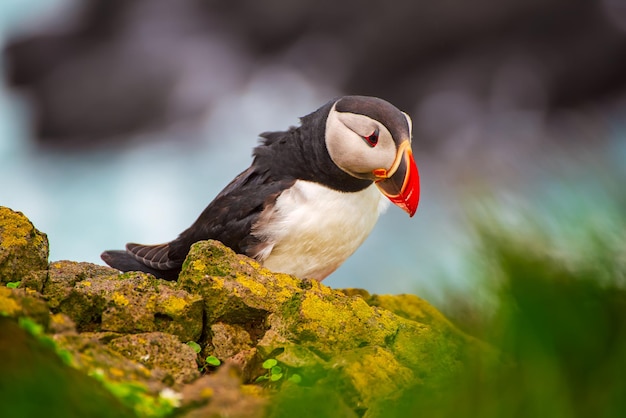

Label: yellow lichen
[144,295,157,311]
[341,347,414,404]
[192,260,206,271]
[373,294,452,327]
[307,279,333,296]
[111,292,129,306]
[109,367,125,378]
[234,274,268,298]
[50,313,65,324]
[300,294,345,325]
[0,210,30,248]
[200,388,214,398]
[241,384,265,398]
[162,296,187,315]
[0,288,21,316]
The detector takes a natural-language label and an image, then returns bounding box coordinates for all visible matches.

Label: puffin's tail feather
[100,249,180,281]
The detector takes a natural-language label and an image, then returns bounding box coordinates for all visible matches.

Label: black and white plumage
[101,96,420,281]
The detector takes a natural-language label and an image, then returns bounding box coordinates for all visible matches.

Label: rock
[0,207,48,284]
[54,332,161,388]
[48,312,77,334]
[179,364,266,418]
[327,346,415,409]
[228,348,259,383]
[47,270,204,341]
[44,260,119,309]
[0,287,50,329]
[108,332,200,386]
[210,323,254,360]
[1,208,493,417]
[179,240,485,410]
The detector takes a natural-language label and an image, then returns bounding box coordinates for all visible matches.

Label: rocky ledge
[0,206,493,417]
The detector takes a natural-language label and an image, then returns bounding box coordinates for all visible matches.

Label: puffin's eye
[363,130,379,147]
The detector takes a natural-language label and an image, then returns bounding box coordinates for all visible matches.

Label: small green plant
[6,281,21,289]
[205,355,221,367]
[186,341,221,371]
[255,358,301,384]
[186,341,201,353]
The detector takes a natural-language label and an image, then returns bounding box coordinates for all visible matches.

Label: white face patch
[325,103,398,179]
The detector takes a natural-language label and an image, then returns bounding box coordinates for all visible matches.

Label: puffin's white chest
[253,180,389,280]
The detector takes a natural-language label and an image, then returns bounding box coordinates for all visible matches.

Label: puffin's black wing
[101,166,296,280]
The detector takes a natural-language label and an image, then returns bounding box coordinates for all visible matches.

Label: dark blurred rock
[3,0,626,149]
[3,0,248,148]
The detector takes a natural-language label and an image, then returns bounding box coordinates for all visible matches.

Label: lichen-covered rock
[0,287,50,329]
[1,208,494,418]
[178,240,483,410]
[268,290,400,357]
[48,271,203,341]
[211,322,254,359]
[178,240,304,326]
[358,291,459,331]
[108,332,199,386]
[0,207,49,284]
[327,346,415,409]
[49,312,77,334]
[43,260,119,309]
[55,332,160,388]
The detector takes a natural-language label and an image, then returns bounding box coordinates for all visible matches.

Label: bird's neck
[295,120,372,192]
[254,109,372,193]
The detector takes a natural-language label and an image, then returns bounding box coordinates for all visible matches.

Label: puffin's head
[325,95,420,217]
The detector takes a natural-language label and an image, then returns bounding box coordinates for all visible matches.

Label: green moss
[285,292,399,356]
[333,346,415,407]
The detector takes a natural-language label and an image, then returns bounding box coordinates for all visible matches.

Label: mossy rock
[325,346,415,409]
[0,207,49,284]
[43,260,119,309]
[47,270,204,341]
[0,207,496,417]
[55,332,159,387]
[178,240,304,326]
[108,332,199,386]
[0,287,50,329]
[178,240,486,411]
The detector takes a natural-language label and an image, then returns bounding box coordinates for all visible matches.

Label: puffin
[101,96,420,281]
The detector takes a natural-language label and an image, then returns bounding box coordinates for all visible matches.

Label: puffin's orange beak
[373,141,420,217]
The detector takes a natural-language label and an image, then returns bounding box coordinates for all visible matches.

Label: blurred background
[1,0,625,308]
